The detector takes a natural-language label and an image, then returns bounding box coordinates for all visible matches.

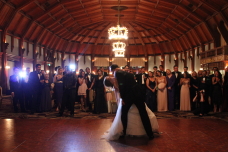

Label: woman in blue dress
[166,69,176,111]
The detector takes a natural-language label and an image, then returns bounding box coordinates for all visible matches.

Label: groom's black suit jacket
[115,70,145,103]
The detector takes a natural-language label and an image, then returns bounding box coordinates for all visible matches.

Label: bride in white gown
[102,76,159,141]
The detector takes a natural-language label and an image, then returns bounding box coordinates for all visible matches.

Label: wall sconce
[46,70,50,74]
[174,58,177,61]
[127,60,130,62]
[22,48,25,55]
[92,71,95,74]
[144,59,147,62]
[4,43,9,50]
[200,68,203,70]
[160,58,164,62]
[35,52,39,58]
[5,66,10,69]
[109,59,112,62]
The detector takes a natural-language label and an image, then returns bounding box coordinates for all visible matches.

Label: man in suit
[28,64,42,114]
[159,65,166,76]
[85,67,95,111]
[58,66,77,117]
[21,67,31,111]
[153,66,158,77]
[100,67,108,77]
[172,65,182,110]
[124,65,130,73]
[135,67,148,97]
[183,66,191,78]
[197,70,211,116]
[10,67,25,113]
[110,64,154,140]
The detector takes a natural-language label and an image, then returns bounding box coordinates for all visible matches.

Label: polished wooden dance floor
[0,118,228,152]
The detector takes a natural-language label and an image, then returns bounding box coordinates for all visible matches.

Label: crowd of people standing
[9,63,228,117]
[130,65,227,117]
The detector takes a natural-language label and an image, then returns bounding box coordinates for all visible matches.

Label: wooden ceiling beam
[2,0,35,32]
[132,22,159,44]
[127,22,147,56]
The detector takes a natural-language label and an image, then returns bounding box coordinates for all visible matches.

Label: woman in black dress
[53,67,64,111]
[146,71,157,111]
[190,71,199,111]
[212,70,223,112]
[94,69,107,114]
[40,74,52,112]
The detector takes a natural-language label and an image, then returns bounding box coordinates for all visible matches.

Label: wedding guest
[212,70,223,112]
[153,66,158,77]
[159,65,166,76]
[40,74,52,112]
[146,71,157,111]
[183,66,191,78]
[94,69,107,114]
[40,70,45,80]
[58,66,77,117]
[180,73,191,111]
[100,67,108,77]
[198,70,203,78]
[28,64,42,114]
[10,67,25,113]
[136,67,148,98]
[78,71,88,112]
[53,67,64,111]
[190,71,199,110]
[166,69,176,111]
[172,65,182,109]
[198,70,210,116]
[156,71,167,111]
[21,67,31,111]
[223,67,228,111]
[206,70,213,111]
[85,67,95,111]
[124,65,130,73]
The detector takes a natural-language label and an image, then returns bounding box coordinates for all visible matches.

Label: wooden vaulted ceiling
[0,0,228,57]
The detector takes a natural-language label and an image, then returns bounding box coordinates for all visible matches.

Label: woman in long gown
[53,67,64,111]
[166,69,176,111]
[102,76,159,141]
[40,74,52,112]
[156,71,168,112]
[94,69,107,114]
[78,71,88,111]
[212,70,223,112]
[180,73,191,111]
[146,71,157,111]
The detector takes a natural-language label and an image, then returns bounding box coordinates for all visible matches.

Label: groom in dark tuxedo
[110,64,154,140]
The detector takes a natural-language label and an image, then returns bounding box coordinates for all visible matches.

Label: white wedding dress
[102,93,159,141]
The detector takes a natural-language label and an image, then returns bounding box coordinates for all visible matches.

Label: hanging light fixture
[108,25,128,40]
[112,41,126,57]
[108,4,128,40]
[108,2,128,57]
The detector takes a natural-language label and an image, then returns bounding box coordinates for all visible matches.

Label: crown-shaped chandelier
[108,3,128,57]
[112,41,126,57]
[108,25,128,40]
